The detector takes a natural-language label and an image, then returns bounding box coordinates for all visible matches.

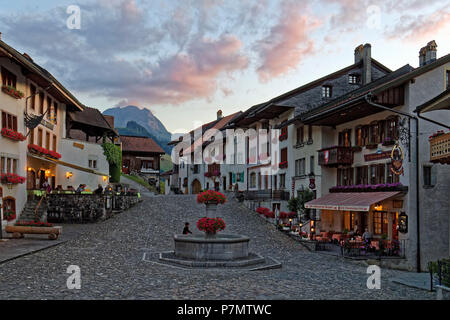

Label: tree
[288,188,315,221]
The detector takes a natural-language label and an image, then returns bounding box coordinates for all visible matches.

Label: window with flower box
[1,67,17,88]
[356,166,368,185]
[1,111,18,131]
[337,167,354,186]
[0,156,18,174]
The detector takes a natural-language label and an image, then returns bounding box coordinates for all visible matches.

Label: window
[250,172,257,188]
[280,147,287,163]
[52,135,57,152]
[356,166,368,185]
[88,159,98,169]
[29,128,34,145]
[423,165,435,187]
[38,128,43,147]
[310,156,315,175]
[193,165,199,174]
[370,121,379,144]
[46,97,52,119]
[279,173,286,189]
[1,111,18,131]
[307,125,313,142]
[373,211,388,235]
[258,172,262,189]
[39,92,44,114]
[45,131,50,149]
[349,74,359,84]
[1,67,17,88]
[369,164,385,184]
[0,156,18,174]
[322,85,332,98]
[53,101,58,124]
[280,125,288,138]
[362,125,370,146]
[339,129,351,147]
[386,116,398,140]
[30,84,36,110]
[295,158,306,176]
[337,167,353,186]
[355,126,362,146]
[296,126,304,144]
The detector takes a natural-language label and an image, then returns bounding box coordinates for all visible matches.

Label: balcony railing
[430,132,450,164]
[318,146,353,167]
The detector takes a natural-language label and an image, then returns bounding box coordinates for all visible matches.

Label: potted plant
[197,190,226,216]
[4,210,16,221]
[196,217,226,236]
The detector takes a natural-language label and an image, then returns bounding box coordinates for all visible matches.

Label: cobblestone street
[0,194,434,300]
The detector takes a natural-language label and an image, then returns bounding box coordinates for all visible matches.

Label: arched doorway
[27,169,36,190]
[191,179,202,194]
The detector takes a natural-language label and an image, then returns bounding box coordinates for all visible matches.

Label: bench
[5,225,62,240]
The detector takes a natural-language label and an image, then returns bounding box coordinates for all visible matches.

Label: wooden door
[27,170,36,190]
[192,179,201,194]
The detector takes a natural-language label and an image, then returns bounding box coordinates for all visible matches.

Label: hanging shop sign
[391,144,404,175]
[364,151,391,161]
[73,142,85,150]
[398,211,408,233]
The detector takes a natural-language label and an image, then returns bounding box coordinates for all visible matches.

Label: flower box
[2,85,24,99]
[1,128,26,141]
[329,183,408,193]
[351,146,362,152]
[279,161,288,169]
[279,133,288,141]
[28,144,61,160]
[1,173,26,184]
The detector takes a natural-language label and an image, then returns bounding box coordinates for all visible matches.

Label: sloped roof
[0,39,84,111]
[68,106,118,138]
[121,135,165,154]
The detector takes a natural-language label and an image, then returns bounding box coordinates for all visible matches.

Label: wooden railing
[430,132,450,164]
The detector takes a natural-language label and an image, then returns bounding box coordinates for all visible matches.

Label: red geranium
[28,144,61,159]
[0,173,26,184]
[256,207,270,215]
[197,217,226,234]
[1,128,26,141]
[197,190,226,204]
[264,210,275,219]
[15,220,54,227]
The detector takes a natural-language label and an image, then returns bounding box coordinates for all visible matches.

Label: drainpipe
[364,94,421,272]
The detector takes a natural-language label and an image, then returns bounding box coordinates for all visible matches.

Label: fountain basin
[174,234,250,261]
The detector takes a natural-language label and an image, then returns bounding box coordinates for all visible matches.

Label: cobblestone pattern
[0,194,434,299]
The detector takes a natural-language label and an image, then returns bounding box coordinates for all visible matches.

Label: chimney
[354,44,372,85]
[419,41,438,67]
[0,32,2,40]
[217,109,223,120]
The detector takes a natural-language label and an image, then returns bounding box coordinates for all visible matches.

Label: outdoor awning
[304,191,401,212]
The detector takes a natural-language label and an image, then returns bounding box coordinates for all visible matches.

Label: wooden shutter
[1,111,6,128]
[281,148,287,162]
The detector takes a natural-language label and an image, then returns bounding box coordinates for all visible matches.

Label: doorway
[191,179,202,194]
[39,170,46,189]
[27,169,36,190]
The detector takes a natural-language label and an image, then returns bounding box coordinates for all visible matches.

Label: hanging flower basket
[197,190,226,205]
[28,144,61,160]
[2,85,24,99]
[1,173,26,184]
[1,128,26,141]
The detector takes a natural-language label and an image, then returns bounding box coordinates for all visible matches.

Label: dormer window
[349,74,359,84]
[322,85,332,98]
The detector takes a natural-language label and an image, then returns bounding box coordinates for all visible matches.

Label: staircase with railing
[19,196,47,222]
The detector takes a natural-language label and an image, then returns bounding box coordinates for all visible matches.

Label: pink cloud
[255,2,321,82]
[133,34,249,104]
[384,7,450,42]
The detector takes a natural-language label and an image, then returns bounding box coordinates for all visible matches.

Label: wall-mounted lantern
[66,172,73,179]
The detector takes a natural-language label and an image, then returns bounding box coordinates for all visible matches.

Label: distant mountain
[103,105,172,154]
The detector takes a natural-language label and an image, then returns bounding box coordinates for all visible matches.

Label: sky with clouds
[0,0,449,133]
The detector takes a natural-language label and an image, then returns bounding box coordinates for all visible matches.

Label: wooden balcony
[318,146,353,167]
[430,132,450,164]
